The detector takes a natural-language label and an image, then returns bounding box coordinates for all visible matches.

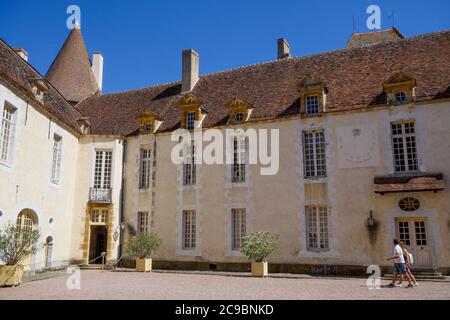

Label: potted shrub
[241,231,278,277]
[0,223,40,286]
[126,233,161,272]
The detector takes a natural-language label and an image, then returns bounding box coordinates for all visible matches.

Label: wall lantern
[367,210,376,228]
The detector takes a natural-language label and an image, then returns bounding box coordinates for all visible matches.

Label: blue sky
[1,0,449,94]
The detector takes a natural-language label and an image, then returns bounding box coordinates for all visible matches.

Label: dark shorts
[394,263,407,274]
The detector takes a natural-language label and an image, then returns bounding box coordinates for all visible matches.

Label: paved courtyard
[0,270,449,300]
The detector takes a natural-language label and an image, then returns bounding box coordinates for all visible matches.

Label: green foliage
[0,223,41,266]
[126,233,161,259]
[241,231,279,262]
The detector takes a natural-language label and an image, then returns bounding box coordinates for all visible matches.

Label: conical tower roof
[46,27,99,104]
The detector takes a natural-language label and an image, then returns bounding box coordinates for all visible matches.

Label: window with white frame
[182,210,196,249]
[94,150,113,189]
[138,211,149,234]
[0,103,17,162]
[183,143,196,185]
[50,134,63,184]
[231,208,246,250]
[391,121,418,173]
[90,208,108,224]
[305,95,319,115]
[186,111,196,130]
[306,206,329,251]
[139,148,151,189]
[302,130,326,178]
[232,137,246,183]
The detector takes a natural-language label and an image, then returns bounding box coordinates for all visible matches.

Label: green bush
[241,231,279,263]
[126,233,161,259]
[0,223,41,266]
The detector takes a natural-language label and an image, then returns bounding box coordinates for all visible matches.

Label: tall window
[183,143,196,185]
[50,134,63,184]
[138,211,149,234]
[302,131,326,178]
[182,210,196,249]
[231,208,246,250]
[94,151,112,189]
[90,209,108,224]
[139,148,151,189]
[0,103,16,162]
[391,121,418,172]
[186,111,196,130]
[305,95,319,115]
[306,206,329,251]
[232,137,246,183]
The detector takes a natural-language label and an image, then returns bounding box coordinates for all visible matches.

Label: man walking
[387,239,413,288]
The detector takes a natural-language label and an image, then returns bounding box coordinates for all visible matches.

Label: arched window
[17,211,35,231]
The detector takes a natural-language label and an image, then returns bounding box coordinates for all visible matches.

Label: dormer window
[305,95,319,115]
[298,77,327,117]
[29,78,49,102]
[383,72,416,106]
[186,111,196,130]
[143,123,153,134]
[177,94,206,130]
[394,91,407,104]
[137,108,162,135]
[226,97,253,125]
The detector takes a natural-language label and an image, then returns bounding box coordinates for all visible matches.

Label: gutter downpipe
[118,139,127,265]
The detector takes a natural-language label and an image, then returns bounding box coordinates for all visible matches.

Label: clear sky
[1,0,449,94]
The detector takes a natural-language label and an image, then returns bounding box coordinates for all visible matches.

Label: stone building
[1,26,449,275]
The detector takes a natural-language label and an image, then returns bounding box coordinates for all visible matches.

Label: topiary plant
[125,233,161,259]
[0,223,41,266]
[241,231,279,263]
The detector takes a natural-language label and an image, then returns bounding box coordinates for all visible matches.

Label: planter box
[136,258,152,272]
[251,262,268,277]
[0,265,24,287]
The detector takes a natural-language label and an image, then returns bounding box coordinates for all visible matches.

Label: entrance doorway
[395,217,432,269]
[89,226,108,264]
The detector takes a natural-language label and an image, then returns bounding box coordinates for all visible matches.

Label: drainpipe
[117,139,127,264]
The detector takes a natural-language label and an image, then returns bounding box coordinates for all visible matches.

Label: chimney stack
[182,49,199,92]
[92,53,104,91]
[14,48,29,62]
[277,38,291,60]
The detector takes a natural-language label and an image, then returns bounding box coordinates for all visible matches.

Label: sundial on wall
[337,125,379,167]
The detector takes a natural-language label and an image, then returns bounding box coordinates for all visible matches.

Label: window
[399,197,420,212]
[398,221,410,246]
[183,143,196,185]
[0,103,16,162]
[394,91,407,104]
[182,210,196,249]
[231,209,246,250]
[305,95,319,115]
[90,209,108,224]
[17,212,34,232]
[50,135,63,184]
[186,111,196,130]
[232,137,246,183]
[306,206,329,251]
[143,123,153,134]
[139,148,151,189]
[94,151,113,189]
[302,131,326,178]
[235,112,245,123]
[138,211,149,234]
[391,121,418,172]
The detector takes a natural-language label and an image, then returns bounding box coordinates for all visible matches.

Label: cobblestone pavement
[0,270,449,300]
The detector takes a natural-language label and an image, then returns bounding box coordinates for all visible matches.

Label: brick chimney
[277,38,291,60]
[92,53,104,91]
[14,48,29,62]
[182,49,199,92]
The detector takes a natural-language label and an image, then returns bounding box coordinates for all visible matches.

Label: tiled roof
[0,39,84,133]
[374,173,444,193]
[76,29,450,136]
[45,28,99,104]
[346,27,404,48]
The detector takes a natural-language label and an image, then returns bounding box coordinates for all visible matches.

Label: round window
[235,113,245,122]
[399,197,420,212]
[394,91,407,104]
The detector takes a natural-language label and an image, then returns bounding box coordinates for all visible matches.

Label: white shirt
[393,244,405,263]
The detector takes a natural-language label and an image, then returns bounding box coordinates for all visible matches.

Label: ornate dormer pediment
[226,96,253,124]
[137,108,162,134]
[298,76,328,116]
[383,72,416,105]
[177,94,206,130]
[76,117,91,135]
[29,78,49,102]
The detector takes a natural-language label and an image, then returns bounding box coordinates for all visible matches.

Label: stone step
[78,264,114,270]
[384,273,448,281]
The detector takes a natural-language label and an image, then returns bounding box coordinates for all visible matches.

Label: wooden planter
[0,265,24,287]
[251,261,268,277]
[135,258,152,272]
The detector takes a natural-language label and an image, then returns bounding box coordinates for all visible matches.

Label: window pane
[391,121,418,173]
[231,209,246,250]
